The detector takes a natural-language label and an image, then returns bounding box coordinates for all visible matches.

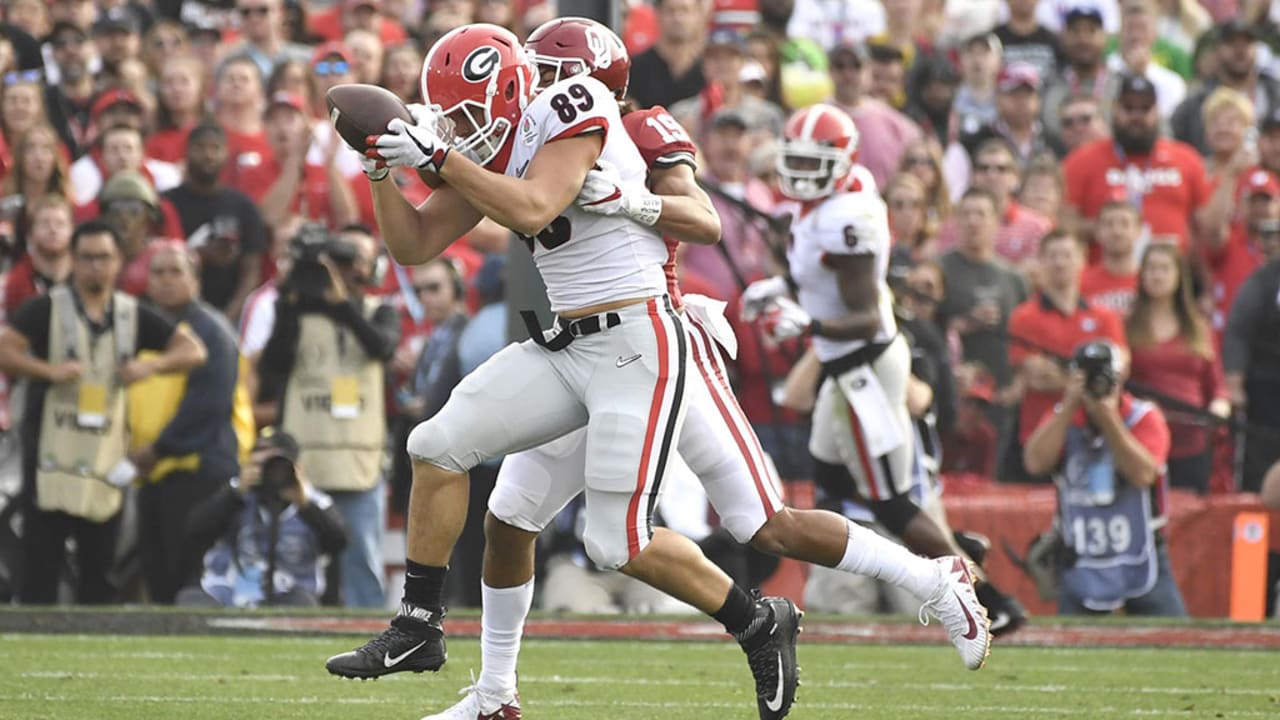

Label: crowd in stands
[0,0,1279,613]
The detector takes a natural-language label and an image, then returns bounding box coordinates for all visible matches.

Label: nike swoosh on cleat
[988,611,1012,632]
[955,592,979,640]
[384,640,427,668]
[616,354,642,368]
[764,653,785,712]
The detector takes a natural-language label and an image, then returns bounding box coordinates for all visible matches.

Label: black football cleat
[736,594,802,720]
[325,602,447,679]
[976,581,1028,638]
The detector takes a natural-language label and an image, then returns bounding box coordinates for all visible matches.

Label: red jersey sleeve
[622,106,697,171]
[1129,401,1171,467]
[1098,307,1127,350]
[1184,147,1212,211]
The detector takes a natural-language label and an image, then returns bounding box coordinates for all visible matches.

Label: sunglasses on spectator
[1061,112,1095,128]
[415,282,444,294]
[314,60,350,77]
[238,5,271,16]
[2,69,43,86]
[974,161,1014,174]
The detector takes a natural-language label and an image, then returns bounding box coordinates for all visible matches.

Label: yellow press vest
[281,299,385,492]
[36,287,135,522]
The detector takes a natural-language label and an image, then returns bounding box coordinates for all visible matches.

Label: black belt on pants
[819,335,896,381]
[521,310,623,351]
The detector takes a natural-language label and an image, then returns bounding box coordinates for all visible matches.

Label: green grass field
[0,633,1276,720]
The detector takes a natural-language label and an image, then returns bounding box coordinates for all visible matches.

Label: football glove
[739,276,791,322]
[360,154,389,182]
[370,117,450,173]
[576,160,663,226]
[759,297,812,342]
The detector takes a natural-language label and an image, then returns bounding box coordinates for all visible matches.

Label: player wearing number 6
[1024,340,1187,616]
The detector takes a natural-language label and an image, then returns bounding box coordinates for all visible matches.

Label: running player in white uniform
[743,103,992,666]
[323,24,799,720]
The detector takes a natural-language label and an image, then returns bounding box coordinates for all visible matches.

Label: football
[326,83,412,154]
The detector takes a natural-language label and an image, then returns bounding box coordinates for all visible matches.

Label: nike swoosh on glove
[759,297,812,342]
[740,276,791,322]
[369,117,450,173]
[576,160,663,226]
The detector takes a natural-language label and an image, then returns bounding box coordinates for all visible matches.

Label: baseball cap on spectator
[1062,0,1105,25]
[828,42,869,67]
[963,30,1002,54]
[99,170,160,210]
[711,0,761,30]
[1244,169,1280,199]
[708,107,749,132]
[255,426,301,463]
[1217,19,1257,42]
[1116,74,1157,101]
[707,25,748,53]
[90,88,143,121]
[312,41,352,65]
[997,62,1040,93]
[266,91,307,115]
[965,374,996,404]
[93,6,141,35]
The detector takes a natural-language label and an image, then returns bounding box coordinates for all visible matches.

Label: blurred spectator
[457,253,509,377]
[0,125,72,252]
[141,19,190,81]
[380,42,423,105]
[3,195,73,319]
[953,31,1002,139]
[941,373,998,478]
[865,42,907,109]
[1008,230,1127,463]
[826,42,920,189]
[0,220,205,604]
[1223,219,1280,492]
[1080,200,1142,315]
[130,243,244,603]
[995,0,1060,81]
[1126,243,1230,494]
[785,0,885,50]
[1260,110,1280,178]
[1200,87,1256,184]
[1041,2,1115,143]
[178,428,347,608]
[309,42,357,115]
[91,5,144,89]
[1155,0,1212,55]
[1172,21,1279,156]
[343,29,382,85]
[686,109,775,302]
[44,21,97,156]
[671,26,785,138]
[185,21,225,87]
[628,0,707,110]
[897,139,951,228]
[260,226,398,607]
[885,172,937,261]
[223,0,313,79]
[213,55,274,185]
[1,70,49,153]
[267,58,312,107]
[98,168,170,297]
[1205,170,1280,344]
[938,137,1054,270]
[937,188,1029,393]
[69,96,182,206]
[903,53,958,148]
[1062,75,1210,252]
[1055,94,1111,155]
[309,0,409,46]
[754,0,836,110]
[165,123,270,321]
[1024,340,1186,617]
[0,4,44,72]
[1017,154,1065,222]
[474,0,518,34]
[146,56,207,165]
[1107,0,1187,116]
[401,259,468,429]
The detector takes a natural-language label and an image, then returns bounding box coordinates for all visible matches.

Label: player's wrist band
[627,194,663,226]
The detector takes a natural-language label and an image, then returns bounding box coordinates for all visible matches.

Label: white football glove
[576,160,663,226]
[740,276,791,322]
[360,154,389,182]
[371,117,451,173]
[759,296,812,342]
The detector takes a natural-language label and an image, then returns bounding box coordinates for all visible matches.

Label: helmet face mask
[776,105,859,201]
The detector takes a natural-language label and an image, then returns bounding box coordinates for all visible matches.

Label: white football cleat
[918,556,992,670]
[421,681,521,720]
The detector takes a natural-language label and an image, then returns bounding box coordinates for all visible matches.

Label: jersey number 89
[549,84,595,124]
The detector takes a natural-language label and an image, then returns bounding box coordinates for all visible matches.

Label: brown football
[326,83,412,154]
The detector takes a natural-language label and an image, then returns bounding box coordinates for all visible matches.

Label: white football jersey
[504,76,668,313]
[788,188,897,363]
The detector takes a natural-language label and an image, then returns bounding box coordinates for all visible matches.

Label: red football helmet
[777,104,860,201]
[420,23,536,168]
[525,17,631,100]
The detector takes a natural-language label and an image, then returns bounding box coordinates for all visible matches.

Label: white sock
[835,519,940,600]
[475,579,534,699]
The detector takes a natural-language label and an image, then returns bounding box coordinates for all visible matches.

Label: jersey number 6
[519,215,572,252]
[549,84,595,124]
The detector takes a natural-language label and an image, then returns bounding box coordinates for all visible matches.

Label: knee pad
[406,418,468,474]
[871,494,921,537]
[582,527,634,571]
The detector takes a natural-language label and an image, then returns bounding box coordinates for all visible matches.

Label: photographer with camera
[258,224,398,608]
[1023,340,1188,617]
[178,427,348,608]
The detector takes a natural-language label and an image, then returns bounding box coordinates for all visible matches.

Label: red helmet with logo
[776,104,860,201]
[525,17,631,100]
[420,23,536,168]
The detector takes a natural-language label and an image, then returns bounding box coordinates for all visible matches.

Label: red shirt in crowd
[1128,336,1226,459]
[234,159,336,228]
[1008,293,1127,443]
[1063,138,1210,253]
[3,255,55,319]
[146,126,195,166]
[1079,264,1138,317]
[940,404,997,479]
[221,128,274,187]
[1204,225,1264,350]
[308,9,408,44]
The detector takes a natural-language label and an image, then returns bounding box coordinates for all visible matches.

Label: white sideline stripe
[1,694,1273,716]
[19,671,301,682]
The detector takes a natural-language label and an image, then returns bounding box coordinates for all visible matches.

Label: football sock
[712,583,755,637]
[476,579,534,698]
[404,560,448,611]
[835,519,939,600]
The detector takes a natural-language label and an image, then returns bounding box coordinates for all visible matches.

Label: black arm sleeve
[327,301,401,362]
[184,485,244,556]
[297,501,349,556]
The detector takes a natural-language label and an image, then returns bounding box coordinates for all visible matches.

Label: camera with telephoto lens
[1072,341,1120,399]
[257,455,296,503]
[283,223,357,300]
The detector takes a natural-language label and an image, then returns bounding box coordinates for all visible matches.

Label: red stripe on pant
[626,298,670,558]
[844,398,881,501]
[688,324,779,517]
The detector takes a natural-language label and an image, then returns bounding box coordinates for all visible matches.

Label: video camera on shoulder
[1072,341,1121,400]
[283,223,357,300]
